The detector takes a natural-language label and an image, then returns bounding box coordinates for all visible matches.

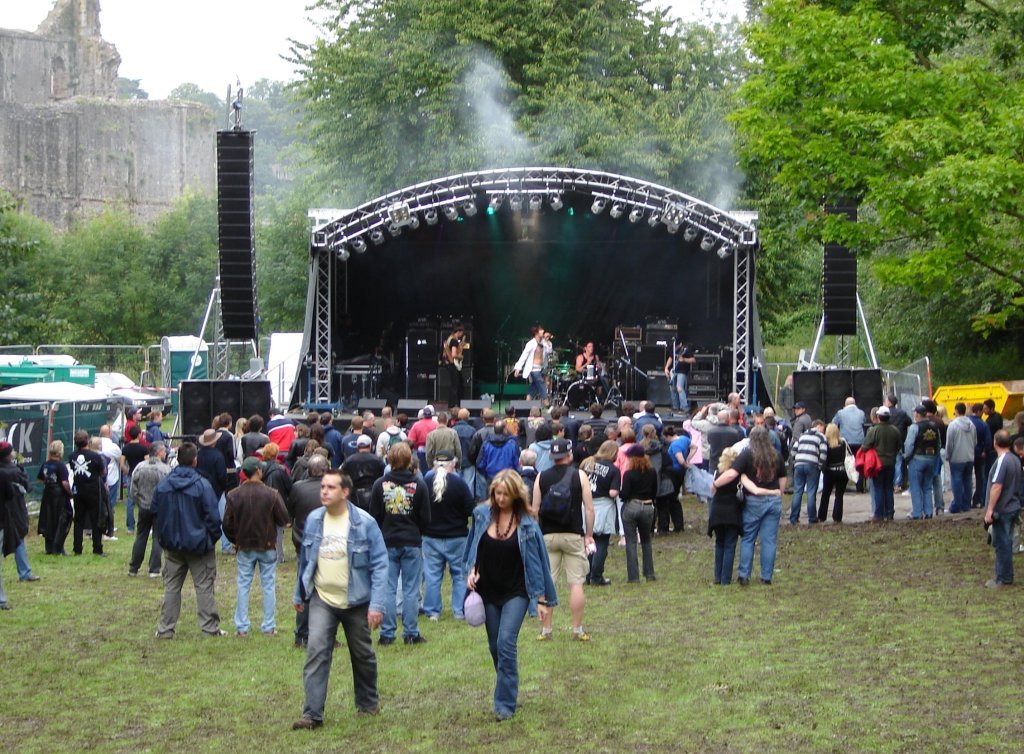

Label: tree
[733,0,1024,341]
[116,77,148,100]
[292,0,746,204]
[0,193,65,345]
[167,83,223,112]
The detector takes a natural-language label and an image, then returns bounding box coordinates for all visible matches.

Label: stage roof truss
[310,167,758,256]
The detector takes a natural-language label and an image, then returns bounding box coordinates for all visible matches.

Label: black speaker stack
[791,368,883,421]
[404,316,474,402]
[179,380,272,436]
[822,200,858,337]
[216,130,258,340]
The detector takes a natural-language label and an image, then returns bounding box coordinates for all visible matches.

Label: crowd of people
[1,390,1020,724]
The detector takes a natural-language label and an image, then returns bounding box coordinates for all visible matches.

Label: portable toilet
[160,336,209,414]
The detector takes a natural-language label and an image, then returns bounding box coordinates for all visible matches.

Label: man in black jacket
[287,454,328,647]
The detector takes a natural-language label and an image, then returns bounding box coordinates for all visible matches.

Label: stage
[296,168,758,410]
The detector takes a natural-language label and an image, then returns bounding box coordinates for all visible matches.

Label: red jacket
[855,447,881,479]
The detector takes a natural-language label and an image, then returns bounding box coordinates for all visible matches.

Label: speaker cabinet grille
[217,130,258,340]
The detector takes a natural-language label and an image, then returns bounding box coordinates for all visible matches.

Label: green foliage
[115,77,149,100]
[733,0,1024,339]
[256,186,317,332]
[168,82,223,111]
[0,193,64,345]
[293,0,746,204]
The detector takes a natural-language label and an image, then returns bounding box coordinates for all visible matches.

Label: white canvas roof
[0,381,110,402]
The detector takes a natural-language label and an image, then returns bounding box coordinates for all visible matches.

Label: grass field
[1,499,1021,753]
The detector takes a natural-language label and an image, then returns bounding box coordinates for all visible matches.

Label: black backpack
[539,465,576,527]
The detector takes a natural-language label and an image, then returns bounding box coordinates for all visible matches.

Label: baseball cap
[434,449,455,462]
[0,441,12,460]
[549,438,572,460]
[356,434,372,448]
[793,401,807,410]
[421,405,434,418]
[241,456,266,476]
[876,406,891,417]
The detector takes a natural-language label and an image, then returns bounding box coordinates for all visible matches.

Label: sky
[2,1,745,100]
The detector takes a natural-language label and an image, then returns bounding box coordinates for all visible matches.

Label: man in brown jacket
[224,456,290,636]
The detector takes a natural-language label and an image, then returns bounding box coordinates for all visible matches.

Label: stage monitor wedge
[217,130,258,340]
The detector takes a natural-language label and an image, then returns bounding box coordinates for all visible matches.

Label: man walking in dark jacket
[152,442,225,639]
[224,456,291,637]
[287,454,328,647]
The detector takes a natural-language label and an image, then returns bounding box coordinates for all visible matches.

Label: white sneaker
[103,535,118,542]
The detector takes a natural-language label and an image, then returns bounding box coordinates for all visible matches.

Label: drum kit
[547,345,621,411]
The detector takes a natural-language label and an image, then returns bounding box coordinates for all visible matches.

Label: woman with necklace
[463,469,558,721]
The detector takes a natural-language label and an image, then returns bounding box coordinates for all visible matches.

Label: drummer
[575,341,610,397]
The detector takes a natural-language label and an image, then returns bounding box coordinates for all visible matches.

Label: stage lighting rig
[683,226,699,243]
[529,194,543,211]
[628,207,644,223]
[370,229,385,245]
[443,205,459,221]
[610,203,626,219]
[510,194,523,212]
[489,195,503,212]
[388,223,402,237]
[336,247,350,261]
[591,197,607,215]
[647,211,661,227]
[352,238,367,253]
[701,234,717,251]
[387,201,412,227]
[549,194,563,211]
[463,200,478,217]
[424,208,438,225]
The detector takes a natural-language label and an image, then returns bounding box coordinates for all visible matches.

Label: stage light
[370,229,385,245]
[591,198,607,215]
[701,234,717,251]
[549,194,563,211]
[424,208,438,225]
[628,207,644,224]
[717,245,732,259]
[529,194,543,211]
[463,200,477,217]
[610,203,625,219]
[443,205,459,221]
[352,238,367,254]
[647,212,661,227]
[489,195,503,212]
[665,220,680,234]
[510,194,523,212]
[336,246,350,261]
[407,214,420,230]
[387,201,411,227]
[683,226,699,242]
[388,223,402,237]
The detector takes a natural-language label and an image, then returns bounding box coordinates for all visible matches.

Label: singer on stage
[513,326,553,405]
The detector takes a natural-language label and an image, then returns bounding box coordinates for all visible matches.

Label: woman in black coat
[708,447,743,585]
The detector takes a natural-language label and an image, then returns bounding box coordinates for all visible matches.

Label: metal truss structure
[306,167,759,404]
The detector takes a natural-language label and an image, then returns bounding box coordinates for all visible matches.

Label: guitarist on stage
[443,323,467,408]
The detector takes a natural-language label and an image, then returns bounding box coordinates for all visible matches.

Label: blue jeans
[893,450,905,490]
[382,546,423,640]
[738,494,782,582]
[483,594,529,718]
[932,455,945,513]
[949,461,973,513]
[991,512,1017,585]
[234,549,278,633]
[907,455,936,518]
[528,371,548,401]
[302,592,378,721]
[460,467,478,499]
[713,527,739,584]
[422,536,467,619]
[790,464,820,523]
[14,539,34,580]
[671,373,688,411]
[217,494,232,552]
[870,466,896,519]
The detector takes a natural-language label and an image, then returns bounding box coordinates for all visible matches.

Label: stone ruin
[0,0,215,229]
